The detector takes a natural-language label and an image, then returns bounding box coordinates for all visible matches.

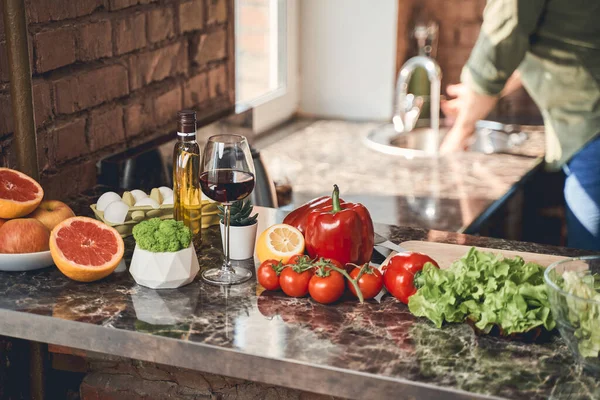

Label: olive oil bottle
[173,110,202,236]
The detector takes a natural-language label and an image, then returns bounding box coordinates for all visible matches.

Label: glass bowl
[544,256,600,373]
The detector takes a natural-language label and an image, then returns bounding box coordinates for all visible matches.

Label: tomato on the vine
[308,267,345,304]
[383,266,418,304]
[384,252,439,275]
[348,265,383,300]
[257,260,284,291]
[382,252,439,304]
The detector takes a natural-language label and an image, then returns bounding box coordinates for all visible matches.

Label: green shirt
[462,0,600,169]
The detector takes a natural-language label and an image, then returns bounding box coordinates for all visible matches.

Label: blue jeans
[564,135,600,251]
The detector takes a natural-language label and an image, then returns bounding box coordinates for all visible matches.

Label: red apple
[29,200,75,231]
[0,218,50,253]
[0,219,5,229]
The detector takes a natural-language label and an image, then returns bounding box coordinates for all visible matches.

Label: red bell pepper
[283,195,346,235]
[304,185,374,266]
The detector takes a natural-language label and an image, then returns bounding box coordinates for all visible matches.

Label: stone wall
[396,0,541,122]
[45,349,341,400]
[0,0,234,200]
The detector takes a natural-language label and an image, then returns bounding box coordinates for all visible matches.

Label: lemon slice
[256,224,305,263]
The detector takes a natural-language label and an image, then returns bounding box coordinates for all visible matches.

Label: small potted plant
[129,218,199,289]
[218,200,259,260]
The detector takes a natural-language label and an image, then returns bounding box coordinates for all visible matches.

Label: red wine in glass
[199,169,255,203]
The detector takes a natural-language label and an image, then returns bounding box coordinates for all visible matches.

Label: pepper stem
[331,184,342,214]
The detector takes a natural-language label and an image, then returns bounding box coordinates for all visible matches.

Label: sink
[364,120,527,158]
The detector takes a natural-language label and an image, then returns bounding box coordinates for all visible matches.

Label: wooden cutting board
[396,241,566,269]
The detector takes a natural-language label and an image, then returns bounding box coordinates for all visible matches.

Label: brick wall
[0,0,234,200]
[396,0,541,122]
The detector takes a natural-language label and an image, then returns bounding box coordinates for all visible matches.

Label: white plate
[0,251,55,272]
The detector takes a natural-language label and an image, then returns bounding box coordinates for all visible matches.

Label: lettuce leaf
[408,247,555,335]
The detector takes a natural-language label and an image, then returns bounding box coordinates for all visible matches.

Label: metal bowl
[544,256,600,373]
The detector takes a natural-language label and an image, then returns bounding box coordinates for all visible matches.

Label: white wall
[299,0,398,121]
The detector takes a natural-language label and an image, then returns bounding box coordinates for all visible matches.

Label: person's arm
[440,0,546,153]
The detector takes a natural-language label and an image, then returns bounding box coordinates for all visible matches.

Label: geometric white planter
[220,222,258,260]
[129,244,200,289]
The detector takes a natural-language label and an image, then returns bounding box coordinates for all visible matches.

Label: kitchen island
[0,200,597,400]
[257,119,547,234]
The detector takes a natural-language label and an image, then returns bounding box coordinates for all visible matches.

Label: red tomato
[287,254,312,265]
[280,267,313,297]
[257,260,284,291]
[384,252,439,275]
[348,266,384,300]
[308,269,345,304]
[383,266,418,304]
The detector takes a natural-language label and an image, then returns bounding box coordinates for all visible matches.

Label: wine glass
[199,134,255,285]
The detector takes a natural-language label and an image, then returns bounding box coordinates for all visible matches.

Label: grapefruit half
[50,217,124,282]
[0,168,44,219]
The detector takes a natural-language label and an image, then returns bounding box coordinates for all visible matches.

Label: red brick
[0,41,8,82]
[77,20,112,62]
[207,0,227,25]
[183,72,208,108]
[109,0,155,11]
[32,79,52,127]
[179,0,204,33]
[193,28,226,65]
[26,0,103,23]
[53,117,88,163]
[54,64,129,114]
[439,24,457,47]
[147,7,175,43]
[128,42,187,90]
[208,65,227,98]
[124,100,154,137]
[458,23,481,47]
[36,129,52,172]
[88,107,125,152]
[437,47,473,69]
[114,13,147,55]
[0,92,13,135]
[442,0,481,22]
[34,28,76,73]
[154,86,182,127]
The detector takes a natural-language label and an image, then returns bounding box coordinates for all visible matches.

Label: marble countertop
[0,196,598,400]
[258,120,546,232]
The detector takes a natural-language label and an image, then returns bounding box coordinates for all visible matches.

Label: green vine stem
[314,258,365,303]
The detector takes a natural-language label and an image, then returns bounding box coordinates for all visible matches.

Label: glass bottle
[173,110,202,236]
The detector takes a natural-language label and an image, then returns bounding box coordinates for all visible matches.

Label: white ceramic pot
[220,222,258,260]
[129,244,200,289]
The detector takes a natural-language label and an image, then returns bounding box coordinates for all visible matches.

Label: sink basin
[364,120,527,158]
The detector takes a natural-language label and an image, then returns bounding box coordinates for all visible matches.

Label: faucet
[392,56,442,135]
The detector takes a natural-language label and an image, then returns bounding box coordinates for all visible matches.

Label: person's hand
[439,83,499,155]
[439,126,473,154]
[440,83,468,123]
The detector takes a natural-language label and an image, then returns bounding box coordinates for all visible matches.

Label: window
[235,0,298,133]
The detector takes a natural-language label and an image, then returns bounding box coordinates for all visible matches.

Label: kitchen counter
[258,119,546,233]
[0,199,598,400]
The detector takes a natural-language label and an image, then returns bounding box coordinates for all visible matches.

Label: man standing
[440,0,600,250]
